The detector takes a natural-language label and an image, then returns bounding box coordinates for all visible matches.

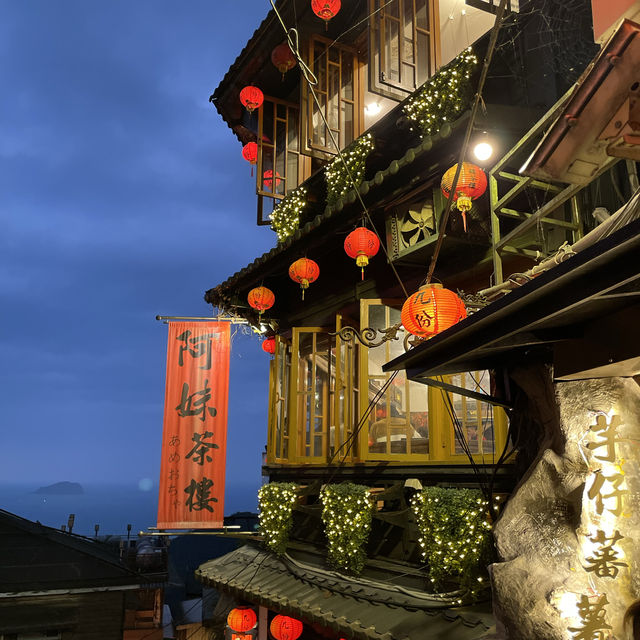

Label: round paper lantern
[262,336,276,355]
[440,162,487,231]
[227,607,257,633]
[271,42,297,77]
[242,142,258,165]
[289,257,320,299]
[239,86,264,113]
[344,227,380,279]
[248,286,275,316]
[401,283,467,339]
[270,615,303,640]
[311,0,341,25]
[263,169,282,192]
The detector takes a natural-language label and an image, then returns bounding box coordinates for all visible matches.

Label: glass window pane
[341,102,353,149]
[385,18,400,82]
[341,52,353,101]
[416,32,429,86]
[288,108,299,152]
[286,153,298,194]
[416,0,429,30]
[386,0,399,19]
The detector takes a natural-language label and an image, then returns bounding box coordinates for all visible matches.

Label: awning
[197,544,493,640]
[384,218,640,381]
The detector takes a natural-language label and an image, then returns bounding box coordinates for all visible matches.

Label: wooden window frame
[368,0,440,100]
[302,35,362,159]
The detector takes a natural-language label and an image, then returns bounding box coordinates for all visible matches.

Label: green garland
[270,185,308,243]
[258,482,298,555]
[325,133,375,207]
[411,486,492,597]
[403,48,478,136]
[320,483,373,574]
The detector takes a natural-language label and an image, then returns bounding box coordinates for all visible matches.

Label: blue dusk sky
[1,2,276,508]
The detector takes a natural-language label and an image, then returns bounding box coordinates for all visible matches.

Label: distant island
[34,481,84,495]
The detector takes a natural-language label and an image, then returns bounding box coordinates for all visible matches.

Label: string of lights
[257,482,298,554]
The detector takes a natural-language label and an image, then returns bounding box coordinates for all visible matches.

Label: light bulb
[473,141,493,161]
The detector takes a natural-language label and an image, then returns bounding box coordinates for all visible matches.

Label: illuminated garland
[320,483,373,574]
[403,49,478,136]
[325,133,375,207]
[270,186,308,243]
[411,487,492,598]
[258,482,298,555]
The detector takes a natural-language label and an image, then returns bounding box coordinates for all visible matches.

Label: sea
[0,482,259,537]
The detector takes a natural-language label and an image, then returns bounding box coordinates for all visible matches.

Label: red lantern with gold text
[242,142,258,176]
[227,607,257,633]
[311,0,341,28]
[262,336,276,355]
[289,257,319,300]
[263,169,282,193]
[239,86,264,113]
[270,615,303,640]
[248,286,275,319]
[401,283,467,339]
[271,42,297,78]
[344,227,380,280]
[440,162,487,232]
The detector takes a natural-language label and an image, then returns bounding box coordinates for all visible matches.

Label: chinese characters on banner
[157,322,230,529]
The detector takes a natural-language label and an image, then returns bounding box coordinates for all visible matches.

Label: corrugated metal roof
[197,544,494,640]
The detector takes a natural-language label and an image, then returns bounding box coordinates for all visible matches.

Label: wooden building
[197,1,640,638]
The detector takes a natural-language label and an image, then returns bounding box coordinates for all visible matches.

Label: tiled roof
[196,544,494,640]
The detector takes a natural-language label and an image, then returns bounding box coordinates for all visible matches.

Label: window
[305,36,359,155]
[269,338,292,462]
[257,96,306,200]
[369,0,439,98]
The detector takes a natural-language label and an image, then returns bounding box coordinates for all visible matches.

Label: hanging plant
[403,48,478,137]
[325,133,374,207]
[411,486,492,597]
[270,185,308,243]
[320,483,373,574]
[258,482,298,555]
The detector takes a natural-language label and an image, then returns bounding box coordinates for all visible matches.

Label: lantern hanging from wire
[401,283,467,339]
[239,86,264,113]
[227,607,257,633]
[271,42,297,78]
[311,0,341,28]
[440,162,487,232]
[270,615,303,640]
[344,226,380,280]
[289,257,320,299]
[242,142,258,175]
[247,286,275,319]
[263,169,282,192]
[262,336,276,355]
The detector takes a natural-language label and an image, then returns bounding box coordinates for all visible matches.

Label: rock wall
[491,374,640,639]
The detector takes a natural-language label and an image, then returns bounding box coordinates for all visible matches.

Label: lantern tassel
[302,287,305,301]
[251,166,254,177]
[361,266,364,281]
[462,211,467,232]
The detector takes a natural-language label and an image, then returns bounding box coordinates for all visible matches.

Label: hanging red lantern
[227,607,257,633]
[270,615,303,640]
[401,283,467,339]
[344,227,380,280]
[247,286,275,317]
[242,142,258,176]
[262,336,276,354]
[271,42,297,78]
[289,258,320,299]
[263,169,282,192]
[239,86,264,113]
[311,0,341,27]
[440,162,487,232]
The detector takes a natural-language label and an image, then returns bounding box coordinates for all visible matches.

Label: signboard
[157,322,230,529]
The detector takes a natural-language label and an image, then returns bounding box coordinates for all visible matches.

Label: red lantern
[242,142,258,176]
[289,258,319,299]
[311,0,341,27]
[239,86,264,113]
[262,336,276,354]
[248,286,275,317]
[401,283,467,339]
[344,227,380,280]
[440,162,487,232]
[227,607,257,633]
[270,615,303,640]
[271,42,297,77]
[263,169,282,192]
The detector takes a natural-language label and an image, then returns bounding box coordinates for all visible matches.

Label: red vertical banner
[157,322,230,529]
